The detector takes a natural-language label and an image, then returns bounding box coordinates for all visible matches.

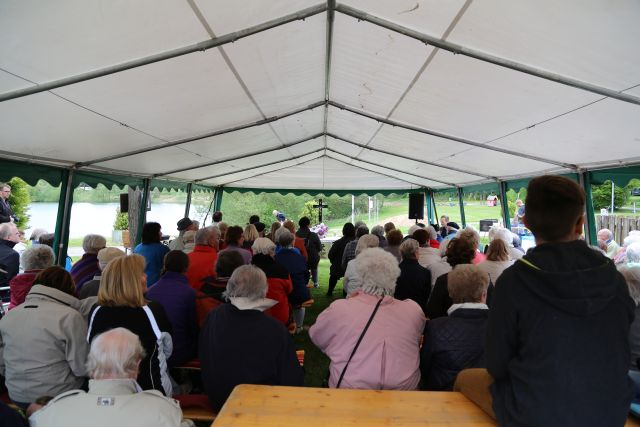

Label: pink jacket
[310,292,426,390]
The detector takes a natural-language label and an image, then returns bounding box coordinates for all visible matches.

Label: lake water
[25,202,201,239]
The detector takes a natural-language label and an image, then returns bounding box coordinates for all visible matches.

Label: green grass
[293,258,334,387]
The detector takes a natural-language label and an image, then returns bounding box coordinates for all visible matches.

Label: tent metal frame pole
[81,101,325,166]
[326,148,457,186]
[328,101,576,170]
[326,148,440,187]
[184,183,193,219]
[425,189,433,224]
[457,187,466,228]
[334,4,640,107]
[135,179,151,246]
[323,0,336,146]
[579,171,597,245]
[54,169,75,266]
[431,190,440,226]
[213,187,224,213]
[155,132,324,177]
[327,132,496,180]
[0,4,328,103]
[222,154,325,186]
[197,149,325,183]
[499,181,510,227]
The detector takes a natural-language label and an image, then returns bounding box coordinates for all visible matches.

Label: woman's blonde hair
[243,224,259,242]
[98,254,146,307]
[486,238,509,262]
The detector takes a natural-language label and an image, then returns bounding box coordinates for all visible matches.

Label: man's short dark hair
[413,229,428,246]
[355,225,369,239]
[525,175,585,242]
[163,250,189,274]
[215,251,244,277]
[249,215,260,224]
[342,222,355,238]
[298,217,311,228]
[212,211,223,222]
[225,225,243,245]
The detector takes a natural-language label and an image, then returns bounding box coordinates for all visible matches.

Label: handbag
[336,297,384,388]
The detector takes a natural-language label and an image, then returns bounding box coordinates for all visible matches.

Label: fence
[596,215,640,243]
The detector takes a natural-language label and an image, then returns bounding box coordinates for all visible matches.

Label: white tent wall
[0,0,639,194]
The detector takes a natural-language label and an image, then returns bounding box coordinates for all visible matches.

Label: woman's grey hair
[223,265,268,301]
[354,248,401,296]
[82,234,107,253]
[196,226,219,245]
[627,242,640,263]
[371,225,385,237]
[491,227,513,246]
[400,238,419,260]
[252,237,276,256]
[29,228,48,242]
[426,225,438,241]
[87,328,146,380]
[355,234,380,256]
[20,245,55,271]
[276,228,295,248]
[624,231,640,248]
[620,265,640,305]
[97,247,126,270]
[447,264,490,304]
[458,226,480,250]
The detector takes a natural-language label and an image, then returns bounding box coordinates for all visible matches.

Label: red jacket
[187,245,218,291]
[265,276,293,325]
[8,270,42,310]
[294,237,308,261]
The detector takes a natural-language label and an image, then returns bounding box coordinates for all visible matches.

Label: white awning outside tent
[1,0,639,192]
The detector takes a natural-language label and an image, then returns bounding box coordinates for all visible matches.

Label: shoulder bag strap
[336,297,384,388]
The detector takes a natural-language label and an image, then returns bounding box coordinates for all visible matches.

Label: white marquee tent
[1,0,639,254]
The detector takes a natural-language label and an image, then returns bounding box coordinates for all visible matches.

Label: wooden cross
[313,198,328,223]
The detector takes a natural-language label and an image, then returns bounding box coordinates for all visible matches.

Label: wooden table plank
[212,385,497,426]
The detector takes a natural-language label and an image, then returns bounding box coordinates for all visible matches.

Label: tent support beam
[499,181,510,227]
[425,189,433,224]
[0,4,328,103]
[457,187,467,228]
[54,169,74,266]
[323,0,336,145]
[184,183,193,219]
[326,132,496,180]
[579,171,597,245]
[155,132,324,177]
[335,4,640,107]
[325,149,448,186]
[328,101,576,170]
[213,187,223,214]
[135,179,151,247]
[325,153,426,188]
[222,154,325,186]
[204,149,326,184]
[81,101,325,166]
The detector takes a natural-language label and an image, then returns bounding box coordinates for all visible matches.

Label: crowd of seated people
[2,178,640,426]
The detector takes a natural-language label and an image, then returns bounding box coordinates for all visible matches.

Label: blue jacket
[134,242,170,285]
[275,248,310,305]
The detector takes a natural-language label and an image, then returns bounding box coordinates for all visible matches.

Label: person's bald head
[86,328,146,380]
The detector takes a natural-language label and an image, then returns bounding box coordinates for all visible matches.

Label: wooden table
[212,385,497,426]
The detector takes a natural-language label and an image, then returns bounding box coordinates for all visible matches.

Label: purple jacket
[70,253,100,292]
[310,292,425,389]
[146,271,198,367]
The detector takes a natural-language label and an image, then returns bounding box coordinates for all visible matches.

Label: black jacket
[421,307,488,391]
[199,303,304,411]
[296,228,322,268]
[487,240,635,427]
[0,199,17,224]
[327,235,354,277]
[395,258,431,315]
[0,239,19,288]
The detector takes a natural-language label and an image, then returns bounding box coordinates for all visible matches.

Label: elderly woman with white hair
[343,234,380,296]
[370,225,388,248]
[310,248,426,390]
[394,239,431,315]
[274,229,310,332]
[614,231,640,265]
[488,226,523,260]
[70,234,107,292]
[8,244,54,309]
[199,265,304,411]
[621,265,640,371]
[251,237,293,325]
[420,264,490,391]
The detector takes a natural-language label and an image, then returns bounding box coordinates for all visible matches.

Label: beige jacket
[30,379,192,427]
[0,285,89,403]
